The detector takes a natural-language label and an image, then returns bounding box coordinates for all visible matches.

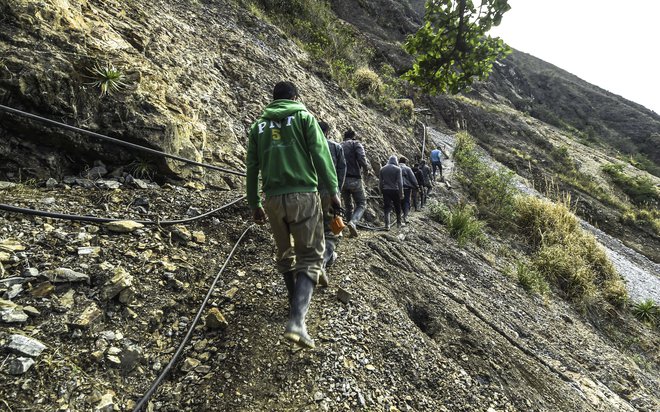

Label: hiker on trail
[379,155,403,230]
[399,156,418,224]
[430,145,450,181]
[420,159,433,197]
[341,129,369,237]
[411,162,425,210]
[318,121,346,286]
[246,81,341,349]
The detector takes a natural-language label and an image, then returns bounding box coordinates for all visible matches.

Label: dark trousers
[414,186,428,207]
[382,189,401,226]
[402,187,413,218]
[432,161,442,179]
[341,177,366,225]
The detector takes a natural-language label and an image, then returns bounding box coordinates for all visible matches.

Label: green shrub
[251,0,370,88]
[128,160,157,179]
[602,163,660,206]
[388,98,415,121]
[632,299,658,325]
[453,132,517,225]
[446,203,484,246]
[513,260,549,295]
[427,201,484,246]
[515,195,627,305]
[427,200,450,224]
[353,67,382,96]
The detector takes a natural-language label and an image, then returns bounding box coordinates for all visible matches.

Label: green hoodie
[246,99,338,208]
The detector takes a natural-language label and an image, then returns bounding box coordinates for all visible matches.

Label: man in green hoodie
[246,81,341,349]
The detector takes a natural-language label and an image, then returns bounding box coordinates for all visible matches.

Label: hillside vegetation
[0,1,658,411]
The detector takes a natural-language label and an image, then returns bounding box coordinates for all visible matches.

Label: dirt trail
[428,128,660,304]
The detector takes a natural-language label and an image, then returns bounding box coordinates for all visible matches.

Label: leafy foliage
[512,260,549,295]
[602,163,660,207]
[251,0,371,85]
[515,195,627,306]
[403,0,511,94]
[428,201,484,246]
[453,132,517,224]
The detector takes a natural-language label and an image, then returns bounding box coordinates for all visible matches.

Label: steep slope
[475,50,660,166]
[1,1,659,412]
[1,145,658,411]
[0,0,417,184]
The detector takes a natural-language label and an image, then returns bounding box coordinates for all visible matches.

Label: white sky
[488,0,660,114]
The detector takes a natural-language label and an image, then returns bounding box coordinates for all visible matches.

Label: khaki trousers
[264,192,324,284]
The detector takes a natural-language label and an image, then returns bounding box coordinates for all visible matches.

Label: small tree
[403,0,511,94]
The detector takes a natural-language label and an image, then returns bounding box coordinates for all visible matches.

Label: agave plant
[89,62,126,96]
[632,299,658,325]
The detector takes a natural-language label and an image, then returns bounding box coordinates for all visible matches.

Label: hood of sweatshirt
[388,155,399,166]
[261,99,307,120]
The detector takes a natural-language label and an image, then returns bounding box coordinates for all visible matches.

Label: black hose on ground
[131,224,254,412]
[0,196,246,226]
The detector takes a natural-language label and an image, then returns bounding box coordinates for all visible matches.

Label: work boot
[326,252,338,268]
[319,270,329,287]
[284,272,316,349]
[347,221,358,238]
[283,271,295,308]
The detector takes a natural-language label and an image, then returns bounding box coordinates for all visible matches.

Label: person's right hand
[253,207,267,225]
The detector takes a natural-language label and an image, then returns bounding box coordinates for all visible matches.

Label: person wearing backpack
[341,129,369,237]
[420,159,433,198]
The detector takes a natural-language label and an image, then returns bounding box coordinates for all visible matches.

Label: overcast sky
[488,0,660,114]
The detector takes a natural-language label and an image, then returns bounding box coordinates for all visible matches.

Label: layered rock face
[0,0,417,185]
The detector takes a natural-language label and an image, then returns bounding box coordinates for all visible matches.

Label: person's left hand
[253,207,267,224]
[330,193,342,212]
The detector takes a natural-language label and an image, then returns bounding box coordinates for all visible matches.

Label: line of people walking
[245,80,448,349]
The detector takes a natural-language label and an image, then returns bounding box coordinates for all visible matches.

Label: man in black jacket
[341,129,369,237]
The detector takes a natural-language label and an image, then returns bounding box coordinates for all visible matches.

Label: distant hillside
[474,50,660,171]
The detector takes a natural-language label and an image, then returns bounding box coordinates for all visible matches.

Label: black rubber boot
[284,272,315,349]
[384,213,391,231]
[283,271,295,308]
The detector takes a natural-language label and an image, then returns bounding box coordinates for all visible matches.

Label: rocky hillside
[1,1,659,411]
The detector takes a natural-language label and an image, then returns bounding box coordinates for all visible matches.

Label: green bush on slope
[515,195,627,306]
[453,132,627,306]
[428,201,484,247]
[452,131,517,225]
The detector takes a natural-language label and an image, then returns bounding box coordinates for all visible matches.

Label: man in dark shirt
[340,129,369,237]
[379,155,404,229]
